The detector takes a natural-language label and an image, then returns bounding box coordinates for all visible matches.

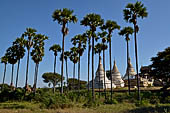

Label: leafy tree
[81,13,104,100]
[119,26,133,95]
[52,8,77,93]
[49,44,61,74]
[13,37,26,88]
[98,31,108,99]
[23,28,37,90]
[101,20,120,100]
[150,47,170,90]
[1,55,8,90]
[68,78,87,90]
[123,1,148,100]
[71,34,87,91]
[42,72,64,93]
[5,45,18,87]
[83,30,92,92]
[69,47,79,90]
[31,34,48,92]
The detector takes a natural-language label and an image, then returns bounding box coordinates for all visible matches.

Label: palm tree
[81,13,104,100]
[1,55,8,90]
[71,34,87,91]
[119,26,134,95]
[52,8,77,94]
[31,34,48,92]
[94,43,103,98]
[123,1,148,100]
[83,30,92,92]
[98,31,108,99]
[69,47,79,90]
[6,45,18,87]
[23,28,37,90]
[49,44,61,74]
[13,37,26,88]
[101,20,120,100]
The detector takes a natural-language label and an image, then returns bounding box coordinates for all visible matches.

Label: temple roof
[112,60,120,73]
[97,56,104,72]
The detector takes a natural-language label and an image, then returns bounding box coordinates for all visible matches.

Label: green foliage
[123,1,148,23]
[49,44,61,56]
[42,72,64,92]
[68,78,87,90]
[42,72,63,85]
[150,47,170,90]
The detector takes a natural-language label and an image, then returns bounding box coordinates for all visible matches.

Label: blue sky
[0,0,170,88]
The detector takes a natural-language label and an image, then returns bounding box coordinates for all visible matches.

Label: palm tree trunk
[33,63,38,90]
[73,63,75,90]
[78,54,80,91]
[134,24,140,101]
[65,59,69,91]
[25,49,30,90]
[109,34,113,100]
[92,34,95,100]
[88,41,91,92]
[2,63,7,90]
[103,47,106,99]
[98,54,101,98]
[54,55,56,74]
[126,40,131,95]
[34,63,39,92]
[61,25,66,94]
[16,59,20,88]
[53,82,56,93]
[10,64,14,86]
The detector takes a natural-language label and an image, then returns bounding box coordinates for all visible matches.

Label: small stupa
[90,56,116,89]
[111,60,124,87]
[123,58,136,80]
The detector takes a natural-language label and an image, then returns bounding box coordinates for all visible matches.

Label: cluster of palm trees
[50,1,147,101]
[1,28,48,92]
[1,1,147,101]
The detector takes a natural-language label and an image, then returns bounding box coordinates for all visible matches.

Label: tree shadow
[127,105,170,113]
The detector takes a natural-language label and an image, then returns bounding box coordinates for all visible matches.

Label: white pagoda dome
[111,60,124,87]
[90,57,116,89]
[123,58,136,80]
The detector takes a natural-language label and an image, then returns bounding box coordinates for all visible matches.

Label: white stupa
[123,58,136,80]
[111,60,125,87]
[90,57,116,89]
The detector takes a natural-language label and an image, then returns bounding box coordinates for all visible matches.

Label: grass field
[0,101,170,113]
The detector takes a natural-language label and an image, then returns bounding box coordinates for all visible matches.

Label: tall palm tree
[23,28,37,90]
[69,47,79,90]
[98,31,108,99]
[81,13,104,100]
[6,45,18,87]
[83,30,92,92]
[49,44,61,74]
[52,8,77,94]
[13,37,26,88]
[94,43,103,98]
[71,34,87,91]
[119,26,134,95]
[31,34,48,92]
[123,1,148,100]
[101,20,120,100]
[1,55,8,90]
